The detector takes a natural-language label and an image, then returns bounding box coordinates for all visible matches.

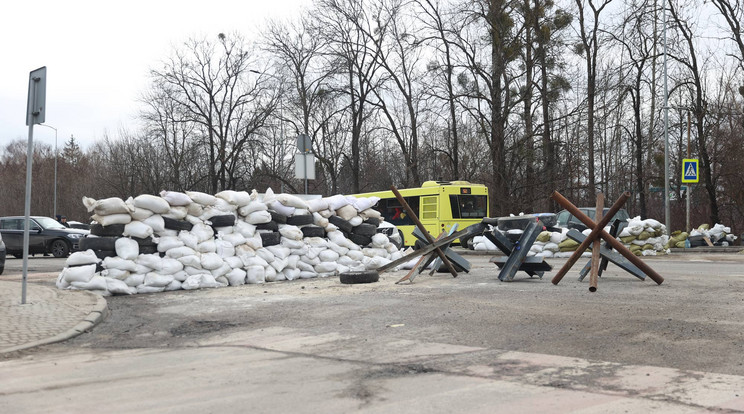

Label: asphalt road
[3,252,744,412]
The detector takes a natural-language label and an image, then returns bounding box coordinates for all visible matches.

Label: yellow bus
[352,181,489,247]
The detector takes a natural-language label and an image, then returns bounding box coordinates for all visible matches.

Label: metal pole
[686,111,691,232]
[304,153,308,194]
[663,0,671,232]
[22,124,34,305]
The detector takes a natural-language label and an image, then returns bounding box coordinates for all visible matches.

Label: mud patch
[170,320,238,337]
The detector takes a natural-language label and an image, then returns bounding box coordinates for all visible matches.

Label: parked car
[0,233,5,275]
[67,220,91,230]
[0,216,89,258]
[555,208,630,232]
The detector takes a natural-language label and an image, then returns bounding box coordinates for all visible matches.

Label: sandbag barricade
[57,189,405,295]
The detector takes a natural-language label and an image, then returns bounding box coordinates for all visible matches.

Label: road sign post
[682,159,698,233]
[22,67,47,304]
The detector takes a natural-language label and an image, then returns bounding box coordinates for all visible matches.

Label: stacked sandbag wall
[472,216,671,257]
[56,189,404,295]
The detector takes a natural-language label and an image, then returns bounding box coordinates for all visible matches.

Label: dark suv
[556,208,630,232]
[0,216,89,258]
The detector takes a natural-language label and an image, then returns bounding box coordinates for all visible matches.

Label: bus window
[449,195,487,219]
[377,197,419,225]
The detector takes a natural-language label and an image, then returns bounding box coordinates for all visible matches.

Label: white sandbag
[272,194,307,210]
[336,205,357,221]
[299,271,317,279]
[543,242,560,252]
[161,258,184,275]
[162,206,188,220]
[164,280,182,291]
[103,256,138,272]
[130,207,155,221]
[281,267,301,281]
[264,266,278,282]
[115,237,140,261]
[371,233,388,248]
[140,215,165,234]
[390,251,403,261]
[197,274,224,289]
[214,190,250,206]
[290,246,309,256]
[234,221,256,238]
[360,208,382,220]
[347,250,365,261]
[365,256,392,270]
[61,264,96,284]
[83,196,131,215]
[214,239,235,257]
[312,212,329,228]
[211,262,232,278]
[301,255,321,266]
[223,268,246,286]
[219,232,247,246]
[348,216,364,227]
[66,250,101,267]
[319,250,340,262]
[171,270,189,282]
[177,254,202,269]
[91,213,131,226]
[327,241,349,256]
[244,233,263,250]
[165,246,198,259]
[133,194,171,214]
[246,210,272,225]
[186,203,204,218]
[269,257,289,272]
[314,262,337,273]
[269,201,295,217]
[286,255,300,269]
[184,266,209,276]
[197,239,217,253]
[266,245,291,260]
[279,225,303,241]
[177,231,198,250]
[222,256,242,269]
[71,275,108,291]
[159,190,192,206]
[123,221,154,239]
[124,274,146,287]
[549,231,566,244]
[363,248,387,258]
[281,238,305,250]
[326,194,349,211]
[296,260,314,272]
[256,248,275,264]
[306,198,329,212]
[105,277,135,295]
[190,223,214,243]
[337,256,358,267]
[186,191,217,206]
[213,198,238,213]
[238,201,268,216]
[244,266,265,284]
[144,272,174,287]
[318,209,334,218]
[351,196,379,212]
[235,244,256,258]
[158,229,178,237]
[200,252,224,270]
[137,253,163,270]
[102,268,129,280]
[158,235,184,252]
[137,285,165,294]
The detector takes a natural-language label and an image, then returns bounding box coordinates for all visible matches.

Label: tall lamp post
[40,124,57,219]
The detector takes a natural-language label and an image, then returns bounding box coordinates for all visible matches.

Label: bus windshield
[449,195,488,219]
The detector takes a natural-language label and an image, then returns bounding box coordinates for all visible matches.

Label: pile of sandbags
[56,189,404,296]
[471,216,670,257]
[679,223,737,247]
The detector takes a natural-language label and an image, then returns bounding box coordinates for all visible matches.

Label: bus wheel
[413,239,426,250]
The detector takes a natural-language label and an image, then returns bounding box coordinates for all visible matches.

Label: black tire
[80,236,118,251]
[256,221,279,231]
[389,230,404,250]
[340,271,379,284]
[260,231,281,247]
[329,215,353,233]
[94,250,117,260]
[209,214,235,227]
[269,211,288,224]
[413,239,426,250]
[50,239,71,258]
[459,234,472,249]
[139,244,158,255]
[287,214,314,226]
[352,223,377,237]
[130,236,156,247]
[163,217,193,231]
[349,233,372,247]
[12,253,23,259]
[301,226,326,238]
[363,217,381,226]
[90,223,125,237]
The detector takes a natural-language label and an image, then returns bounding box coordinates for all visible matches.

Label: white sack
[159,190,193,206]
[245,266,266,284]
[133,194,171,214]
[91,213,131,226]
[71,275,108,291]
[144,272,174,287]
[115,237,140,261]
[216,190,252,206]
[123,221,154,239]
[66,250,101,267]
[186,191,217,206]
[62,264,97,283]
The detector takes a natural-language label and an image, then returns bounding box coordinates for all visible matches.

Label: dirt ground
[57,251,744,377]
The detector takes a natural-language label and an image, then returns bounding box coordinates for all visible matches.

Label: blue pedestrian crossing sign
[682,159,699,183]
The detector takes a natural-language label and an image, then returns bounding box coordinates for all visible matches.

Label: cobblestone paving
[0,281,99,351]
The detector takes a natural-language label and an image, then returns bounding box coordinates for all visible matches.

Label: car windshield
[35,217,66,229]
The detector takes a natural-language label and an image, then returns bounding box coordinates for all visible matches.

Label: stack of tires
[81,223,159,259]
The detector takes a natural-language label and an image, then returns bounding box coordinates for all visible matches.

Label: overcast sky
[1,0,310,150]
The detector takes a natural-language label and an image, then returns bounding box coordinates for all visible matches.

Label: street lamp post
[40,124,58,219]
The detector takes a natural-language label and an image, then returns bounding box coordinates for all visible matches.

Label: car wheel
[339,271,379,284]
[51,240,70,258]
[12,253,23,259]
